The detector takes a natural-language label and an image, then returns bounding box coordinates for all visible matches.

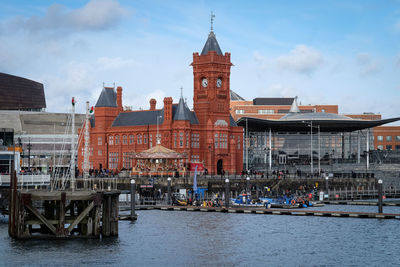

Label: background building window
[258,109,274,114]
[115,135,120,145]
[123,135,127,145]
[138,134,142,144]
[98,137,102,145]
[377,136,383,141]
[109,136,114,145]
[236,110,244,114]
[129,135,134,144]
[395,145,400,150]
[144,134,147,144]
[377,145,383,150]
[386,136,392,141]
[98,149,102,156]
[396,136,400,141]
[386,145,392,150]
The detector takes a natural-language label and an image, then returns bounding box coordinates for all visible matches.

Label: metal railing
[0,174,51,186]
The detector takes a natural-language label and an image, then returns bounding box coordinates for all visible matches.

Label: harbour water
[1,205,400,266]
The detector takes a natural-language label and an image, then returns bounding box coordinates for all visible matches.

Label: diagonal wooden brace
[25,204,57,235]
[67,201,94,233]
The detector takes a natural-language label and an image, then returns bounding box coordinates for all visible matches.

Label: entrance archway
[217,159,223,175]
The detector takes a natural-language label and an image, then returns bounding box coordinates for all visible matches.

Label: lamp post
[325,175,329,200]
[27,137,32,172]
[208,144,213,177]
[225,178,230,208]
[317,125,320,176]
[304,121,321,177]
[310,121,313,175]
[246,176,250,194]
[130,179,136,219]
[156,115,162,145]
[167,177,171,205]
[378,179,383,213]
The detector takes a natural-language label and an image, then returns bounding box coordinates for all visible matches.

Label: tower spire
[210,11,215,32]
[180,86,183,99]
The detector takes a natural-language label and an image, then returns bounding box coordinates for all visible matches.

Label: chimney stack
[150,98,157,111]
[116,86,123,111]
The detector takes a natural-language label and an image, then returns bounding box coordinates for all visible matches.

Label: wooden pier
[129,205,400,220]
[8,172,120,239]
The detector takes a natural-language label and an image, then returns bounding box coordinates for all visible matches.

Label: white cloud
[276,45,324,75]
[96,57,138,70]
[356,53,381,77]
[7,0,130,34]
[263,84,298,98]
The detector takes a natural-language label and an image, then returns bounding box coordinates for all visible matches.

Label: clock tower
[191,29,233,126]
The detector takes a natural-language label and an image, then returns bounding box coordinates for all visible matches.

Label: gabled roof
[201,31,223,56]
[111,102,199,127]
[230,90,245,101]
[95,87,117,107]
[112,110,162,127]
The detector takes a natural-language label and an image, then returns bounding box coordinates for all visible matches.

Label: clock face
[216,78,222,88]
[202,78,208,88]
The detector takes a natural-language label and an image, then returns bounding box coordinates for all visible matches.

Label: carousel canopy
[132,144,187,159]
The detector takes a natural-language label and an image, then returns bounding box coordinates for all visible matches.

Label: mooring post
[325,175,329,200]
[378,179,383,213]
[167,177,171,205]
[130,179,136,219]
[225,178,230,208]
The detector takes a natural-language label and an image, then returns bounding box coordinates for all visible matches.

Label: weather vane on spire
[210,11,215,32]
[180,86,183,98]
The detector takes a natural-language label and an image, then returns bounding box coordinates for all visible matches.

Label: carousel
[130,144,188,177]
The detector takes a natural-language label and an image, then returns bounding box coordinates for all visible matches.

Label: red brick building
[78,30,243,175]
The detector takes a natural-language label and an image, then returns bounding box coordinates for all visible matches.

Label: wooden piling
[8,189,120,239]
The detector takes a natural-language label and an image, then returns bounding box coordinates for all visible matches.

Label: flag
[72,97,75,106]
[193,165,198,194]
[89,106,94,115]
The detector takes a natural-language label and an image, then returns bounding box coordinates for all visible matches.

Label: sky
[0,0,399,124]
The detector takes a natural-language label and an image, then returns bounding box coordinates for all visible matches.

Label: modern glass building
[237,100,400,174]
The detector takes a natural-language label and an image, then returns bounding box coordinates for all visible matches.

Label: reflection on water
[1,206,400,266]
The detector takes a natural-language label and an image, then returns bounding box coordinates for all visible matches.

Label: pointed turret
[201,31,223,56]
[95,87,117,107]
[173,95,192,121]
